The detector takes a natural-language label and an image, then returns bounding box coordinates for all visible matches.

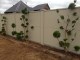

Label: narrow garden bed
[0,35,79,60]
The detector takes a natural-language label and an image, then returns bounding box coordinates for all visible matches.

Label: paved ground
[0,35,79,60]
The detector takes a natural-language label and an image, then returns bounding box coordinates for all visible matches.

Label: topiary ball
[53,31,61,38]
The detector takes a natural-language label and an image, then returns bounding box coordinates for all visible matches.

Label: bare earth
[0,35,79,60]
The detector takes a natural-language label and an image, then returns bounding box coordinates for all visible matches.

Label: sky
[0,0,80,13]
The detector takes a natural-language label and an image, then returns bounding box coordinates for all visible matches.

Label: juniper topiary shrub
[20,8,29,40]
[1,16,7,36]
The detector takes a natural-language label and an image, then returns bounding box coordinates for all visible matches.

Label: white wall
[28,12,42,43]
[0,7,80,54]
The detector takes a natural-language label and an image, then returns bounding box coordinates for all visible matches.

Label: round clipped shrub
[53,31,61,38]
[11,23,16,28]
[31,26,34,29]
[68,3,76,10]
[12,31,17,35]
[16,33,22,40]
[59,41,64,47]
[25,35,28,38]
[74,46,80,52]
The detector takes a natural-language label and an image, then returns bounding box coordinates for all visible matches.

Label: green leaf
[2,24,5,26]
[26,30,28,33]
[21,23,25,27]
[53,31,61,38]
[71,38,74,41]
[20,31,24,35]
[2,28,5,32]
[72,20,76,24]
[12,31,17,35]
[11,23,16,28]
[63,38,68,41]
[26,22,29,25]
[67,18,70,22]
[2,27,4,29]
[20,18,22,20]
[73,12,77,16]
[1,20,3,21]
[56,9,59,13]
[22,8,29,14]
[25,18,28,21]
[21,15,25,19]
[25,35,28,38]
[64,42,70,48]
[67,30,72,36]
[59,41,64,47]
[60,15,64,20]
[60,26,64,30]
[74,46,80,52]
[3,16,6,19]
[31,26,34,29]
[16,32,22,40]
[24,26,27,28]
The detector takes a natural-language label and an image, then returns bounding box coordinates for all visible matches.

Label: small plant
[56,9,59,13]
[16,31,25,41]
[74,46,80,52]
[16,32,22,40]
[68,0,76,10]
[31,26,34,29]
[11,23,16,28]
[20,8,29,40]
[25,35,28,38]
[1,16,7,35]
[68,3,76,10]
[11,23,16,36]
[53,31,60,38]
[12,31,17,36]
[22,8,29,14]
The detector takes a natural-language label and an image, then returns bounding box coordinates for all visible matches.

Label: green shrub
[53,31,61,38]
[11,23,16,28]
[25,35,28,38]
[16,33,22,40]
[68,3,76,10]
[74,46,80,52]
[12,31,17,35]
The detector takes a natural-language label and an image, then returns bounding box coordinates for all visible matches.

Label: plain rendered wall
[0,7,80,54]
[28,11,42,44]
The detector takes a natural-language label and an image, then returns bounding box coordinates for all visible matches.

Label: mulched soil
[0,35,80,60]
